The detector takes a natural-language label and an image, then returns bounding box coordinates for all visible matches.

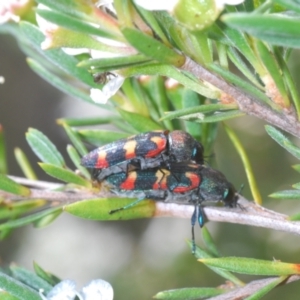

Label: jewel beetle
[102,163,238,253]
[81,130,204,181]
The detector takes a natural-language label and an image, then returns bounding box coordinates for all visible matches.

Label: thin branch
[1,177,300,236]
[181,57,300,138]
[209,275,300,300]
[8,176,64,190]
[155,197,300,236]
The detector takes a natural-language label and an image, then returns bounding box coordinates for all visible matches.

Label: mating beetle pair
[101,163,238,251]
[81,130,238,252]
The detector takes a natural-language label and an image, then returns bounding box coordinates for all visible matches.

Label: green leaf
[36,0,95,19]
[33,210,62,228]
[244,276,287,300]
[222,22,262,69]
[184,110,245,123]
[212,20,264,73]
[122,63,220,99]
[65,198,156,220]
[269,190,300,199]
[0,200,46,220]
[161,104,237,121]
[181,90,202,138]
[39,163,91,187]
[26,128,65,167]
[10,266,52,294]
[199,257,300,276]
[33,262,60,286]
[255,40,289,107]
[265,125,300,160]
[190,242,244,286]
[222,13,300,48]
[209,64,274,107]
[0,175,30,196]
[20,22,97,88]
[0,272,42,300]
[273,0,300,13]
[148,77,173,130]
[0,291,19,300]
[121,78,150,116]
[66,145,90,179]
[27,58,106,109]
[201,227,219,257]
[57,116,120,127]
[0,124,7,174]
[154,287,226,299]
[121,27,185,67]
[36,8,117,40]
[274,48,300,118]
[134,4,170,46]
[224,124,262,205]
[78,54,152,70]
[0,207,63,230]
[14,148,37,180]
[117,109,162,131]
[78,130,129,146]
[114,0,135,28]
[61,123,88,156]
[227,47,263,88]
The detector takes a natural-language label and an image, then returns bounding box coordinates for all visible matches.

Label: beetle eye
[223,188,229,200]
[192,148,197,157]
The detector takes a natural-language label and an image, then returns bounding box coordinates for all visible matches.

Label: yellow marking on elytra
[123,140,137,159]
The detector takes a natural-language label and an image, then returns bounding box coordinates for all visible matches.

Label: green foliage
[0,263,58,299]
[0,175,30,196]
[2,0,300,298]
[26,128,65,167]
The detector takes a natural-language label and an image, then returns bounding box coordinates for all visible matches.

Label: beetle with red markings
[102,162,238,253]
[81,130,204,181]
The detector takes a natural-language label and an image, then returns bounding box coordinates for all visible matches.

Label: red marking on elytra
[120,172,137,190]
[145,137,166,158]
[96,150,109,168]
[173,172,200,193]
[188,172,201,189]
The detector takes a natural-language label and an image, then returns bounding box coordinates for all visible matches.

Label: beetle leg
[109,196,145,214]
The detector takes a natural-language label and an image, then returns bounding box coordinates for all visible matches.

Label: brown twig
[181,57,300,138]
[155,196,300,236]
[2,177,300,236]
[209,275,300,300]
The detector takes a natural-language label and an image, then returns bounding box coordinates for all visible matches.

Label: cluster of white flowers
[39,279,113,300]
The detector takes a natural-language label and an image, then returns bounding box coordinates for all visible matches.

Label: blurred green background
[1,33,300,299]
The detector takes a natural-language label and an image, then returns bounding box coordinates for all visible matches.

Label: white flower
[39,279,114,300]
[39,280,77,300]
[90,74,125,104]
[0,0,32,24]
[80,279,114,300]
